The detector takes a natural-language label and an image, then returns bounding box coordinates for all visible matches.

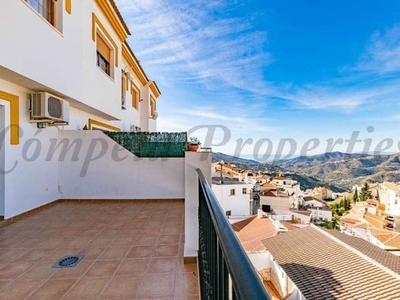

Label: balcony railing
[197,169,271,299]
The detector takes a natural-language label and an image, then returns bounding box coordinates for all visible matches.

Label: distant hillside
[212,152,262,170]
[211,151,400,192]
[278,152,400,190]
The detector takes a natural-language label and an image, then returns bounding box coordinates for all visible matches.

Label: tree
[352,188,359,204]
[359,181,372,202]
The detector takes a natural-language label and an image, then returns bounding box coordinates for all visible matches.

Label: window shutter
[96,34,110,62]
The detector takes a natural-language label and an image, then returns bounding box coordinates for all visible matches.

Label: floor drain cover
[52,255,84,268]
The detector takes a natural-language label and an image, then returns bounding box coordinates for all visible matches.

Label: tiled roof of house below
[280,221,300,231]
[262,226,400,300]
[363,212,386,229]
[232,216,278,252]
[323,228,400,275]
[368,228,400,249]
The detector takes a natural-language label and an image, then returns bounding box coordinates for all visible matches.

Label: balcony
[0,199,198,299]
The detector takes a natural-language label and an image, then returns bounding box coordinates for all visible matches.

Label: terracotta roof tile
[232,216,277,252]
[262,226,400,299]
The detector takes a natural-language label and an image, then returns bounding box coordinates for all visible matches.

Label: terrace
[0,131,270,299]
[0,199,198,299]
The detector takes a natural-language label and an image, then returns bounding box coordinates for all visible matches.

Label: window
[131,83,140,110]
[230,189,235,196]
[96,34,111,76]
[25,0,55,25]
[242,188,247,194]
[150,96,156,117]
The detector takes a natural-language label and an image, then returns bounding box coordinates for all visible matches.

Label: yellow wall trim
[88,118,120,132]
[0,91,19,145]
[122,44,147,85]
[149,81,161,98]
[92,13,119,67]
[65,0,71,14]
[95,0,128,42]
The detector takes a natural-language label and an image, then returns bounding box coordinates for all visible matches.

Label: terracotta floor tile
[45,247,83,262]
[111,236,137,246]
[101,275,141,299]
[0,261,36,279]
[19,262,58,280]
[63,277,109,300]
[157,234,181,245]
[62,237,91,248]
[0,279,44,299]
[145,219,165,227]
[79,246,106,260]
[147,257,177,274]
[15,248,55,262]
[0,248,30,262]
[0,280,11,290]
[27,278,76,300]
[12,238,42,248]
[126,246,154,258]
[36,238,66,249]
[138,273,175,297]
[135,235,159,246]
[85,260,120,277]
[51,260,94,279]
[75,229,101,238]
[116,258,150,276]
[86,238,114,247]
[140,226,162,235]
[99,246,130,260]
[174,272,199,295]
[174,296,200,300]
[117,227,141,237]
[161,226,182,235]
[154,244,180,257]
[0,237,25,248]
[125,220,145,229]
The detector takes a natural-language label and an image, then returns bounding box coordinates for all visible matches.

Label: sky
[115,0,400,161]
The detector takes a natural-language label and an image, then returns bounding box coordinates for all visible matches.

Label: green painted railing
[197,169,271,299]
[105,132,187,157]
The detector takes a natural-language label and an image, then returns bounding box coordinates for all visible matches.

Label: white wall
[60,130,185,199]
[0,105,5,216]
[0,0,84,101]
[184,151,212,258]
[0,81,61,219]
[308,208,332,221]
[212,183,251,216]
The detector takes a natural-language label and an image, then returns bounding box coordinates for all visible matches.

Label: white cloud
[116,0,272,96]
[353,25,400,74]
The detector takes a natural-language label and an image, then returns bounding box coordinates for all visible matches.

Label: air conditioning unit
[121,95,126,110]
[31,92,69,123]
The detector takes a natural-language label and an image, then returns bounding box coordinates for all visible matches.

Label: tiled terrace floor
[0,200,199,299]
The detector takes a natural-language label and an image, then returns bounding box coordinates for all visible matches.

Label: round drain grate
[53,255,84,268]
[59,256,80,267]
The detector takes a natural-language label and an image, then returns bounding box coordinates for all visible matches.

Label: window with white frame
[25,0,55,24]
[242,188,247,194]
[230,189,235,196]
[97,34,111,76]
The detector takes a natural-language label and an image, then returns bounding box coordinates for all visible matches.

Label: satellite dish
[152,111,158,120]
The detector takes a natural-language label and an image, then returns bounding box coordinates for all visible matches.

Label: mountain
[211,151,400,192]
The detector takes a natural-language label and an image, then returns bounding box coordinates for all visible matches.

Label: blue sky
[116,0,400,160]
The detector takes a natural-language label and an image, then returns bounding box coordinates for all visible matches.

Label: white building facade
[0,1,181,221]
[212,178,252,217]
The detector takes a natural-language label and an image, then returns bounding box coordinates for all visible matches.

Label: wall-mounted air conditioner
[129,125,142,132]
[31,92,69,123]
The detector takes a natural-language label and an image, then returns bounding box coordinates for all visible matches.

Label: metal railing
[197,169,271,300]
